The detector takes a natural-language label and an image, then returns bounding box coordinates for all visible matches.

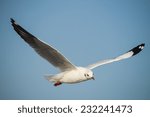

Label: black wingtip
[10,18,15,24]
[129,43,145,56]
[140,43,145,47]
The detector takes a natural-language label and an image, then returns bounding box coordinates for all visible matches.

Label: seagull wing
[11,18,76,72]
[87,43,145,70]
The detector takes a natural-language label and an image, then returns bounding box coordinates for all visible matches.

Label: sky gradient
[0,0,150,99]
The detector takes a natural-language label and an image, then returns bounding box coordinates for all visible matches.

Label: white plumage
[11,18,145,86]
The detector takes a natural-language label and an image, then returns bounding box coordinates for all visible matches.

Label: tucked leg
[54,82,62,86]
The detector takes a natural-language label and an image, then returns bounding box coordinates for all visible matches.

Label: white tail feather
[44,74,61,83]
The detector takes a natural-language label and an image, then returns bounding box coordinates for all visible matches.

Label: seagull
[11,18,145,86]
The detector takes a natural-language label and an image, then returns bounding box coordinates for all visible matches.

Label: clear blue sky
[0,0,150,99]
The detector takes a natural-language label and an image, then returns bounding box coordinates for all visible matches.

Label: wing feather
[11,18,76,72]
[87,43,145,69]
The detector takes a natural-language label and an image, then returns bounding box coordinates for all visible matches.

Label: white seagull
[11,18,145,86]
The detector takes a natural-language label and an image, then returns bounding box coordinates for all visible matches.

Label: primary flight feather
[11,18,145,86]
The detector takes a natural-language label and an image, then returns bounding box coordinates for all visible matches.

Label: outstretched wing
[87,43,145,70]
[11,18,76,72]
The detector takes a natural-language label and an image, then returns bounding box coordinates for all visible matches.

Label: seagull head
[84,69,95,80]
[77,67,95,81]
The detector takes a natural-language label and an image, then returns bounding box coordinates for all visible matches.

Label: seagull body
[46,67,93,86]
[11,18,145,86]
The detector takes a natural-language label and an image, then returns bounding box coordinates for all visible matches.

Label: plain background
[0,0,150,99]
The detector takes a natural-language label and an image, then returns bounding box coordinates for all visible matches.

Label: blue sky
[0,0,150,99]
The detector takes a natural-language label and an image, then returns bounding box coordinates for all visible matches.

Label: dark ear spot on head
[84,74,89,77]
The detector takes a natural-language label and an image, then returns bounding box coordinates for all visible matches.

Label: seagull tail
[44,74,60,83]
[44,75,55,82]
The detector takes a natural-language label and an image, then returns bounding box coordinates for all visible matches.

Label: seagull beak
[91,77,95,80]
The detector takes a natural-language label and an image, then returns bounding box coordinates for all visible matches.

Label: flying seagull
[11,18,145,86]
